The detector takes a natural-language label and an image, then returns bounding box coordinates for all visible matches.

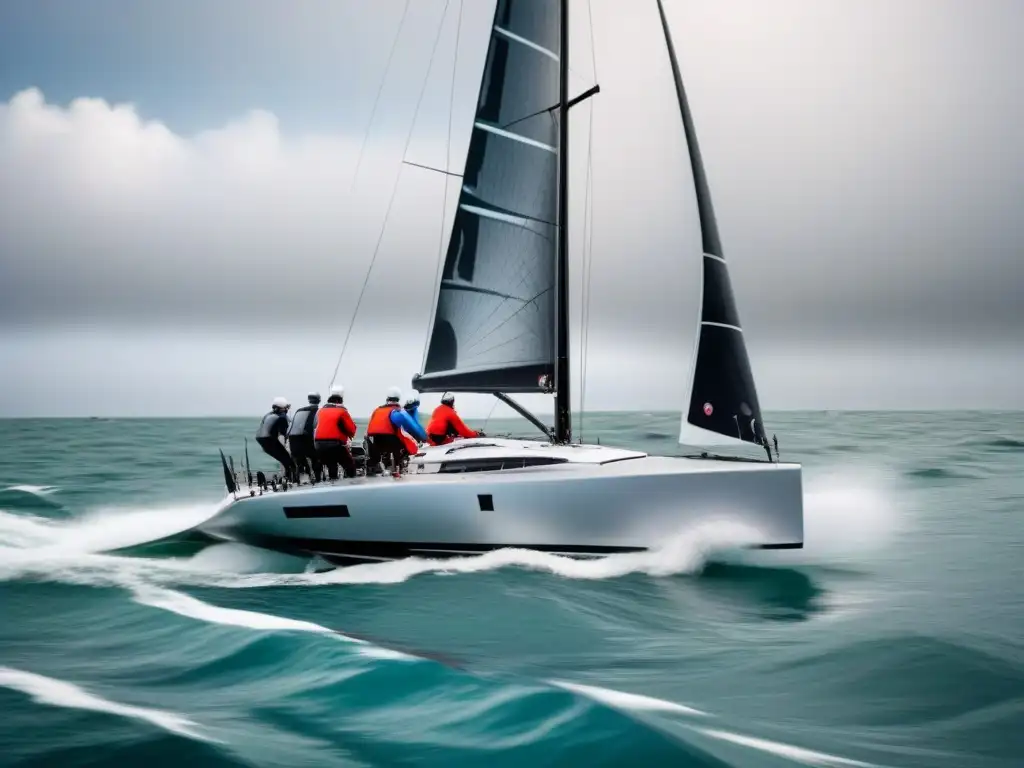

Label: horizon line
[1,407,1021,420]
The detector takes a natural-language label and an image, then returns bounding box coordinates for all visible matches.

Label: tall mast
[554,0,572,444]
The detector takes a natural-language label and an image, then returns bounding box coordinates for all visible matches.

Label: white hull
[201,438,803,564]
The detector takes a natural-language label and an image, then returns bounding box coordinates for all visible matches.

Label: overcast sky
[1,0,1022,418]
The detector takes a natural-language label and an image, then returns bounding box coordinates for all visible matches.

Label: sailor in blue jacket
[366,387,427,476]
[399,393,425,455]
[393,392,426,443]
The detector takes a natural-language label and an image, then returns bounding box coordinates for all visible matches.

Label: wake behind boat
[200,0,804,563]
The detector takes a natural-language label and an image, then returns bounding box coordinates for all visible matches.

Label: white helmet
[404,391,420,407]
[330,384,344,398]
[386,386,401,402]
[441,392,455,405]
[272,396,289,409]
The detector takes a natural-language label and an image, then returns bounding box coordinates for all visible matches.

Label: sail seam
[703,252,726,264]
[493,25,559,62]
[474,120,557,153]
[462,287,553,353]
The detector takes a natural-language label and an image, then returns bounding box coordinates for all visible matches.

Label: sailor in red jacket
[426,393,482,446]
[313,385,357,479]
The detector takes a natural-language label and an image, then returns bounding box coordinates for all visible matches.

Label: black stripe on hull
[212,533,801,566]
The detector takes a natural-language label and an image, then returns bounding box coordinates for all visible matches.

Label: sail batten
[474,120,557,153]
[415,0,561,396]
[493,25,559,61]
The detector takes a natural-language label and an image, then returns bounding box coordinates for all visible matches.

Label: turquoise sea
[0,411,1021,767]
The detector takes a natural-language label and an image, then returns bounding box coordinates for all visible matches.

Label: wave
[693,727,875,767]
[0,500,218,554]
[767,633,1024,727]
[0,505,762,591]
[548,680,707,716]
[0,484,67,518]
[904,466,981,481]
[0,666,216,743]
[0,484,61,501]
[130,585,411,661]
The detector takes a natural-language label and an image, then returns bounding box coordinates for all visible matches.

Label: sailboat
[199,0,803,565]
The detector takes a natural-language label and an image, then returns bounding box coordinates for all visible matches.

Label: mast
[554,0,572,444]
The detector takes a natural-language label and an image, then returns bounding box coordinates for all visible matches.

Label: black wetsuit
[367,435,404,476]
[287,404,321,481]
[256,410,295,481]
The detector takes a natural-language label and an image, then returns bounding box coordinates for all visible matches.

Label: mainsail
[655,0,767,448]
[413,0,562,395]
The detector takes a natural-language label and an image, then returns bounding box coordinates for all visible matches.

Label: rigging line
[403,160,463,178]
[579,106,595,437]
[349,0,413,192]
[481,392,500,434]
[422,0,464,373]
[328,0,454,390]
[580,0,599,438]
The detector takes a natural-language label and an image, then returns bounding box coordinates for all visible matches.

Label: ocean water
[0,411,1021,767]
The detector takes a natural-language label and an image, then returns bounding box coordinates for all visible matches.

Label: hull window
[283,504,350,519]
[478,494,494,512]
[438,456,568,473]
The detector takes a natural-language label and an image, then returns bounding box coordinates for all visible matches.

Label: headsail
[656,0,767,448]
[413,0,562,394]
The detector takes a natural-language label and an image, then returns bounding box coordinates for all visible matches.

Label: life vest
[367,403,401,436]
[426,404,454,440]
[309,405,342,442]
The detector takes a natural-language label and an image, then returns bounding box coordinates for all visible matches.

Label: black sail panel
[655,0,767,447]
[686,325,764,443]
[414,0,561,395]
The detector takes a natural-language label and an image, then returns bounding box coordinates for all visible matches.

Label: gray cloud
[1,0,1023,414]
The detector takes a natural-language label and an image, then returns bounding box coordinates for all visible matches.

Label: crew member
[399,393,422,457]
[427,392,481,446]
[256,397,296,481]
[313,385,358,479]
[366,387,426,477]
[287,392,322,482]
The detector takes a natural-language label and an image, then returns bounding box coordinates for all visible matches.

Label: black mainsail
[412,0,768,450]
[655,0,767,448]
[413,0,564,405]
